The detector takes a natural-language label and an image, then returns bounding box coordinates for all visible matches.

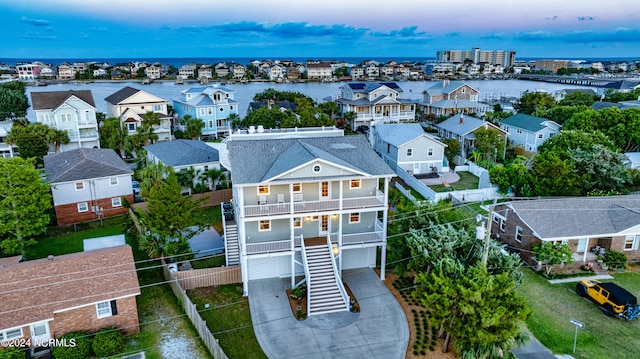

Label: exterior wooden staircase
[302,239,349,315]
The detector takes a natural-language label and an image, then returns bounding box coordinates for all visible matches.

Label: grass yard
[187,284,267,359]
[518,268,640,359]
[191,254,226,269]
[429,171,479,192]
[193,206,223,234]
[26,216,129,259]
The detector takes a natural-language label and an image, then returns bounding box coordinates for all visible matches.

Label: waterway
[25,79,594,120]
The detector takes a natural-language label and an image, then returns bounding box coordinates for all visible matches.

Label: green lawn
[191,255,226,269]
[429,171,479,192]
[187,285,267,359]
[25,216,129,259]
[518,268,640,359]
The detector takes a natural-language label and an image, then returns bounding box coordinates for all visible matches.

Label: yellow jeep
[576,279,640,320]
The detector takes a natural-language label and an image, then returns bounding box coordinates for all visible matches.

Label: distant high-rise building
[436,48,516,68]
[534,59,569,73]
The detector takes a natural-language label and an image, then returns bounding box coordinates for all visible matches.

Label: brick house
[491,196,640,269]
[44,148,134,226]
[0,245,140,353]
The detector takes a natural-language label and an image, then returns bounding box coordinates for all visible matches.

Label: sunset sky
[1,0,638,60]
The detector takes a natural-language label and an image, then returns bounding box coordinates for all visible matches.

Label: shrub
[604,250,627,269]
[52,332,92,359]
[0,346,27,359]
[91,328,125,358]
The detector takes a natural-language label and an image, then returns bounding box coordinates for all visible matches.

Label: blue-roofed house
[419,80,489,117]
[224,134,394,315]
[373,123,447,175]
[144,139,222,190]
[499,114,561,152]
[335,82,416,131]
[173,86,239,139]
[436,113,506,158]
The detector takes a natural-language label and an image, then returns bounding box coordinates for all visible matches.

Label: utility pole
[481,204,494,267]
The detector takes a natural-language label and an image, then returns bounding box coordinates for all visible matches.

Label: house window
[109,177,118,186]
[387,144,391,153]
[427,147,434,156]
[112,197,122,207]
[219,108,224,112]
[199,108,205,116]
[208,107,213,115]
[293,217,302,228]
[96,300,117,318]
[320,215,329,232]
[515,226,523,242]
[75,182,84,190]
[350,179,361,189]
[1,327,23,340]
[78,202,88,213]
[313,165,322,173]
[406,148,413,157]
[516,129,522,134]
[500,218,506,232]
[61,114,71,122]
[258,185,269,195]
[208,120,214,128]
[292,183,301,193]
[349,213,360,223]
[152,104,163,112]
[538,133,544,139]
[624,236,639,251]
[259,220,271,231]
[128,123,136,131]
[230,105,234,110]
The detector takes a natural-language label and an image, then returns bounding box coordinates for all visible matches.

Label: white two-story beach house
[223,132,394,315]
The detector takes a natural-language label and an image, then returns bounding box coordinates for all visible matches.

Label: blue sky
[1,0,639,60]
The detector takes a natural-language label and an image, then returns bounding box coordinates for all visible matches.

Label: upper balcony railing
[243,190,385,218]
[245,236,302,255]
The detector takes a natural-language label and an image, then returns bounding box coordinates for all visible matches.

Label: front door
[30,322,51,347]
[320,215,329,234]
[413,162,421,175]
[577,238,588,253]
[320,181,330,201]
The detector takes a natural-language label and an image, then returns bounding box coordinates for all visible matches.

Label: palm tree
[202,168,223,190]
[46,128,70,153]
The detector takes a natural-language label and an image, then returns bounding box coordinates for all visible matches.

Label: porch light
[332,244,339,256]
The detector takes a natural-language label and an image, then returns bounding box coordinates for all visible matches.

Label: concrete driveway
[248,268,409,359]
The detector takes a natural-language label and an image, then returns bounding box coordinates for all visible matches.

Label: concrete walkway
[248,268,409,359]
[548,274,613,284]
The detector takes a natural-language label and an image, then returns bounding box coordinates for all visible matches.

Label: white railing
[327,237,350,310]
[243,194,385,218]
[245,237,302,255]
[300,237,312,316]
[342,229,384,246]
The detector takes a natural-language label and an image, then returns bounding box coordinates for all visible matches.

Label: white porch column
[583,237,590,262]
[290,183,296,289]
[380,177,390,280]
[338,180,344,276]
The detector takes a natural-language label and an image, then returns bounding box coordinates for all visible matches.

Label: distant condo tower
[436,47,516,68]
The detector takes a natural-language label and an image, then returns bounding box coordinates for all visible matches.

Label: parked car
[132,180,140,195]
[576,279,640,320]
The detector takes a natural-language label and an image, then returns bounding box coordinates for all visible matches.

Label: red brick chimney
[459,113,464,124]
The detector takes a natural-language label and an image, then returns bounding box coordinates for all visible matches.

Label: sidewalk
[548,274,613,284]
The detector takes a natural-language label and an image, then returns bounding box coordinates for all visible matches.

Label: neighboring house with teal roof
[373,123,447,174]
[499,114,560,152]
[173,86,239,139]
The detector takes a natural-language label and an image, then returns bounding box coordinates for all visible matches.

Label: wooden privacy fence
[174,265,242,290]
[162,259,230,359]
[132,188,232,211]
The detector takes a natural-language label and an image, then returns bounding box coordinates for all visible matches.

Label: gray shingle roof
[31,90,96,110]
[507,196,640,239]
[501,114,557,133]
[375,123,444,148]
[144,139,219,167]
[425,81,477,97]
[228,136,395,184]
[104,86,141,105]
[436,114,491,136]
[44,148,133,183]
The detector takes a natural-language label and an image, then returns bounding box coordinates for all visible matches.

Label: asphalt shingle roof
[507,196,640,239]
[31,90,96,110]
[0,245,139,330]
[44,148,133,183]
[425,81,477,97]
[228,136,395,184]
[104,86,141,105]
[436,114,489,136]
[375,123,444,148]
[144,139,219,167]
[501,114,557,133]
